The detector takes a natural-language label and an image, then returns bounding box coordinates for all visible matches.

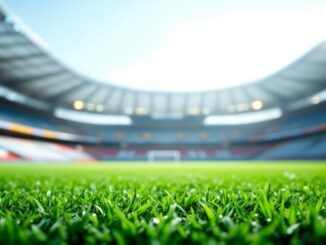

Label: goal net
[147,150,181,162]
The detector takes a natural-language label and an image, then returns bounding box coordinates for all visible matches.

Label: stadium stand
[0,144,19,161]
[0,135,94,162]
[0,5,325,161]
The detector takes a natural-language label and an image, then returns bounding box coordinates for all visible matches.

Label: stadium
[0,1,325,244]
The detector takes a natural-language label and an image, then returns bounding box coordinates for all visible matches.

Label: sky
[2,0,326,92]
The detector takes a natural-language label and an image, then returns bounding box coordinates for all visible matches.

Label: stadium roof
[0,6,325,118]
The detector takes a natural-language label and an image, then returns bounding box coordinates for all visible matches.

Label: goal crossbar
[147,150,181,162]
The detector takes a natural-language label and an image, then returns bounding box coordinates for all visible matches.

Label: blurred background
[0,0,325,162]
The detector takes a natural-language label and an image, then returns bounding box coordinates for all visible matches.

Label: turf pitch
[0,162,325,244]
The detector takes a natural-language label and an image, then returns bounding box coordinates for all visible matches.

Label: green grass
[0,162,325,244]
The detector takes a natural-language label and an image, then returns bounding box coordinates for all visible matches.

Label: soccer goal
[147,150,181,162]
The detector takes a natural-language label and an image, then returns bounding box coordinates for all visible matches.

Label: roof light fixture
[73,100,84,110]
[251,100,263,110]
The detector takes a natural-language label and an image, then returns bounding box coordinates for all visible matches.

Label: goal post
[147,150,181,162]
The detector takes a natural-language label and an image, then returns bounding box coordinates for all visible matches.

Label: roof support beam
[279,74,326,84]
[20,75,76,97]
[198,93,205,113]
[82,84,104,103]
[0,31,22,37]
[98,87,112,105]
[0,58,54,70]
[165,93,171,114]
[148,93,154,115]
[0,40,31,48]
[256,83,287,105]
[241,87,255,102]
[115,90,126,114]
[183,93,189,115]
[0,69,66,87]
[104,88,117,112]
[46,82,85,104]
[226,89,237,109]
[214,90,221,114]
[0,52,44,63]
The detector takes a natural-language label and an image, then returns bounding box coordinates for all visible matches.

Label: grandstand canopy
[0,5,325,118]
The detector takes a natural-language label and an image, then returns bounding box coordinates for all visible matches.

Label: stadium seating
[76,133,324,161]
[0,136,94,162]
[0,101,325,144]
[0,99,325,161]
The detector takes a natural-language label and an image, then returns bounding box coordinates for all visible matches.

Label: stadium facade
[0,5,325,162]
